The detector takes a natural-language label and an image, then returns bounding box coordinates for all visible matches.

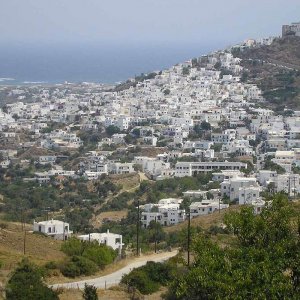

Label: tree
[182,67,190,76]
[83,284,98,300]
[166,193,300,299]
[200,121,211,131]
[105,125,120,136]
[6,259,58,300]
[163,89,171,95]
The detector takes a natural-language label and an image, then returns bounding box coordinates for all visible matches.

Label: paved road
[51,250,178,290]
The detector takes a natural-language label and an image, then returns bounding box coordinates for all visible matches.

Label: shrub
[121,261,175,294]
[6,259,58,300]
[83,243,116,269]
[60,261,81,278]
[83,284,98,300]
[0,222,8,229]
[44,261,57,270]
[60,256,98,278]
[61,237,84,256]
[121,269,159,294]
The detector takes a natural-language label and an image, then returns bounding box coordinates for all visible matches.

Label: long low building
[175,161,247,177]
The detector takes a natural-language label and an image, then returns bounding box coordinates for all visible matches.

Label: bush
[0,222,8,229]
[121,269,159,294]
[60,256,98,278]
[61,237,84,256]
[44,261,57,270]
[83,284,98,300]
[6,259,58,300]
[83,243,116,269]
[60,261,81,278]
[121,261,175,294]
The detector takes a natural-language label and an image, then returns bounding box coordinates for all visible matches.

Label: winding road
[51,250,178,290]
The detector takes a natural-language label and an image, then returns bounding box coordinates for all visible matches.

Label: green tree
[200,121,211,131]
[166,193,300,299]
[6,259,58,300]
[83,284,98,300]
[105,125,120,136]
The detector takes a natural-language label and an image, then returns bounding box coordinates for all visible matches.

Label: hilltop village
[0,29,300,240]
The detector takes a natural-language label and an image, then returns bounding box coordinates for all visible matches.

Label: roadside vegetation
[122,193,300,299]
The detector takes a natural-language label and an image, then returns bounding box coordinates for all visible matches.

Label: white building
[221,177,258,201]
[33,219,72,240]
[238,186,261,205]
[175,161,247,177]
[190,200,229,218]
[78,230,123,254]
[109,162,134,174]
[141,198,186,227]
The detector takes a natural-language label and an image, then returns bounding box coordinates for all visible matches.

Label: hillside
[0,221,65,295]
[232,36,300,110]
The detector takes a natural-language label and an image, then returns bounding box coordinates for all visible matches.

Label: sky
[0,0,299,83]
[1,0,300,48]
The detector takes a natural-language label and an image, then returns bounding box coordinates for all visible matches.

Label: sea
[0,42,225,86]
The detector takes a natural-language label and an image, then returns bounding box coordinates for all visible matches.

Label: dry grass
[59,288,130,300]
[58,285,167,300]
[0,221,66,288]
[91,209,128,227]
[137,147,167,158]
[109,173,140,192]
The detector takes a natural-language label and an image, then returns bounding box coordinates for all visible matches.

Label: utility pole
[23,229,26,255]
[154,216,157,253]
[63,217,65,241]
[288,176,291,200]
[294,176,296,201]
[136,200,140,256]
[187,212,191,267]
[21,208,25,231]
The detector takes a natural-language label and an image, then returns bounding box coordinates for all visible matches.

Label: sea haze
[0,42,224,85]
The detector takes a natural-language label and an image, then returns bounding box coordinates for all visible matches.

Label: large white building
[175,161,247,177]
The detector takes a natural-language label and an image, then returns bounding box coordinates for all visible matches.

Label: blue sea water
[0,43,223,85]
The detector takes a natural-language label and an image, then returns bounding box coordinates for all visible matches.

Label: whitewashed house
[78,230,123,254]
[33,219,72,240]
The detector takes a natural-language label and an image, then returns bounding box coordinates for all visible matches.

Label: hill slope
[232,36,300,110]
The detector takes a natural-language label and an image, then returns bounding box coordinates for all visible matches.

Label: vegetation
[263,156,286,174]
[232,36,300,110]
[121,261,176,294]
[83,284,98,300]
[60,238,117,277]
[0,177,120,232]
[166,193,300,299]
[5,259,58,300]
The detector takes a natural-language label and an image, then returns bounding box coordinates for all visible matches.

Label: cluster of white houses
[2,25,300,243]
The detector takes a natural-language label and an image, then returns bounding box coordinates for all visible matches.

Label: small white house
[33,219,72,240]
[78,230,123,254]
